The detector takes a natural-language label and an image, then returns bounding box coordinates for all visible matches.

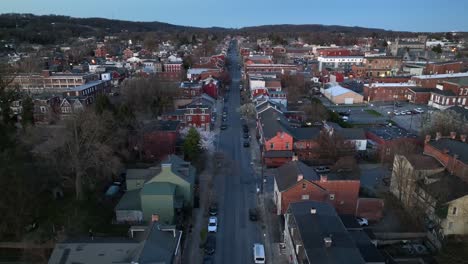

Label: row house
[283,201,385,264]
[316,48,352,57]
[363,82,417,102]
[428,77,468,109]
[60,96,93,118]
[201,76,219,99]
[163,96,214,131]
[274,160,360,216]
[164,62,183,72]
[179,81,203,98]
[33,96,61,124]
[244,55,273,65]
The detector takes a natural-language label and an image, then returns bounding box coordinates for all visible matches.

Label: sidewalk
[249,127,289,264]
[181,99,223,264]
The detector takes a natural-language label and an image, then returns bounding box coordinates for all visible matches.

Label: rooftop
[412,72,468,80]
[275,160,319,191]
[68,80,109,92]
[365,82,417,88]
[324,85,359,96]
[417,172,468,203]
[287,201,365,264]
[404,154,444,170]
[427,138,468,164]
[367,126,418,141]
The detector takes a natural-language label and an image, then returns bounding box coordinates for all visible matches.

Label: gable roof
[132,223,181,264]
[275,160,319,191]
[324,85,359,97]
[289,127,321,140]
[258,107,290,139]
[141,182,176,196]
[287,201,366,264]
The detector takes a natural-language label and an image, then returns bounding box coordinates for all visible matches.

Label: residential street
[212,41,263,264]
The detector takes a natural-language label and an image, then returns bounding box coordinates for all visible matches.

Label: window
[302,183,306,189]
[448,222,453,230]
[301,195,309,200]
[286,142,290,149]
[270,143,274,149]
[452,207,457,215]
[201,116,205,121]
[187,116,192,121]
[190,109,194,114]
[329,194,335,200]
[40,106,46,113]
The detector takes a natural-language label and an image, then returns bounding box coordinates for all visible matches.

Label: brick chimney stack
[461,134,467,143]
[450,132,457,140]
[436,132,442,141]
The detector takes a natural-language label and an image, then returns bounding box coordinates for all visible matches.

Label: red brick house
[179,81,203,99]
[201,77,219,99]
[257,105,294,167]
[273,159,360,215]
[366,126,421,163]
[94,46,107,58]
[163,96,214,131]
[164,62,183,72]
[428,77,468,109]
[140,120,181,162]
[423,133,468,183]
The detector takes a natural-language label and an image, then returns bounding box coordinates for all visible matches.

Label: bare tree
[239,103,256,121]
[421,110,468,137]
[36,110,121,200]
[281,74,306,102]
[299,100,329,123]
[317,129,355,162]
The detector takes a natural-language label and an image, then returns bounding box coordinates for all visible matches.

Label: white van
[253,243,265,263]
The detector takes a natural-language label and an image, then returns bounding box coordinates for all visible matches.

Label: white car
[208,216,218,232]
[356,217,369,226]
[414,108,424,114]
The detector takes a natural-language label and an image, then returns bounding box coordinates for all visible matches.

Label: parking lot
[370,102,433,134]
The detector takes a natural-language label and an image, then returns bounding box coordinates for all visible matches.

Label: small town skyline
[1,0,468,32]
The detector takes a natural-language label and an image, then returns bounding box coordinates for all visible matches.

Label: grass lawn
[364,109,383,117]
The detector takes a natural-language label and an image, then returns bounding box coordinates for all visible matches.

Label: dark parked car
[338,111,351,116]
[205,235,216,255]
[249,208,258,221]
[243,141,250,148]
[243,133,249,139]
[220,124,228,130]
[203,256,214,264]
[209,203,218,216]
[242,125,249,133]
[222,116,227,122]
[314,166,331,173]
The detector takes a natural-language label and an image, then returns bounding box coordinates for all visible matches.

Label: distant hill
[0,13,412,45]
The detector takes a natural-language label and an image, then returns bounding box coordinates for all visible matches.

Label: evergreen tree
[183,127,201,161]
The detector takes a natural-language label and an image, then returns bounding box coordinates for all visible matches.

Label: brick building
[245,64,299,74]
[273,159,360,215]
[406,87,438,104]
[366,126,421,162]
[139,120,181,162]
[163,96,214,131]
[94,46,107,58]
[364,82,417,102]
[423,133,468,183]
[352,56,402,77]
[425,61,463,75]
[428,77,468,109]
[164,62,183,72]
[179,81,203,98]
[316,48,351,57]
[411,72,468,88]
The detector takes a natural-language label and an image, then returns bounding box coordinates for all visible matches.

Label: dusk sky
[1,0,467,32]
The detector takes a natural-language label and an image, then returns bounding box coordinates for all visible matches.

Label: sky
[1,0,468,32]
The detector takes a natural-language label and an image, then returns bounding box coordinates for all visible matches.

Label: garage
[344,98,354,104]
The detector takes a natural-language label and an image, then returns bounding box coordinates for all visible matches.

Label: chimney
[297,174,304,182]
[450,132,457,140]
[162,162,172,172]
[461,134,467,143]
[425,135,431,144]
[324,237,333,248]
[436,132,442,141]
[310,208,317,214]
[320,175,328,182]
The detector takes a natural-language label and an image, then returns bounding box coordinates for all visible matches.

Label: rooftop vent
[310,208,317,214]
[324,237,333,248]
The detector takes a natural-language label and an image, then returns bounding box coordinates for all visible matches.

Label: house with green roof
[115,155,196,224]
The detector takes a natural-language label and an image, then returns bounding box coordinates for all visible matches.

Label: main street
[213,40,262,264]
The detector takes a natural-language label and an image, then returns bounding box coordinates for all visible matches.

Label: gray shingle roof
[428,139,468,164]
[417,172,468,203]
[288,201,365,264]
[275,160,319,191]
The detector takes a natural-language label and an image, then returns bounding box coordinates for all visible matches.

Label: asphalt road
[212,41,262,264]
